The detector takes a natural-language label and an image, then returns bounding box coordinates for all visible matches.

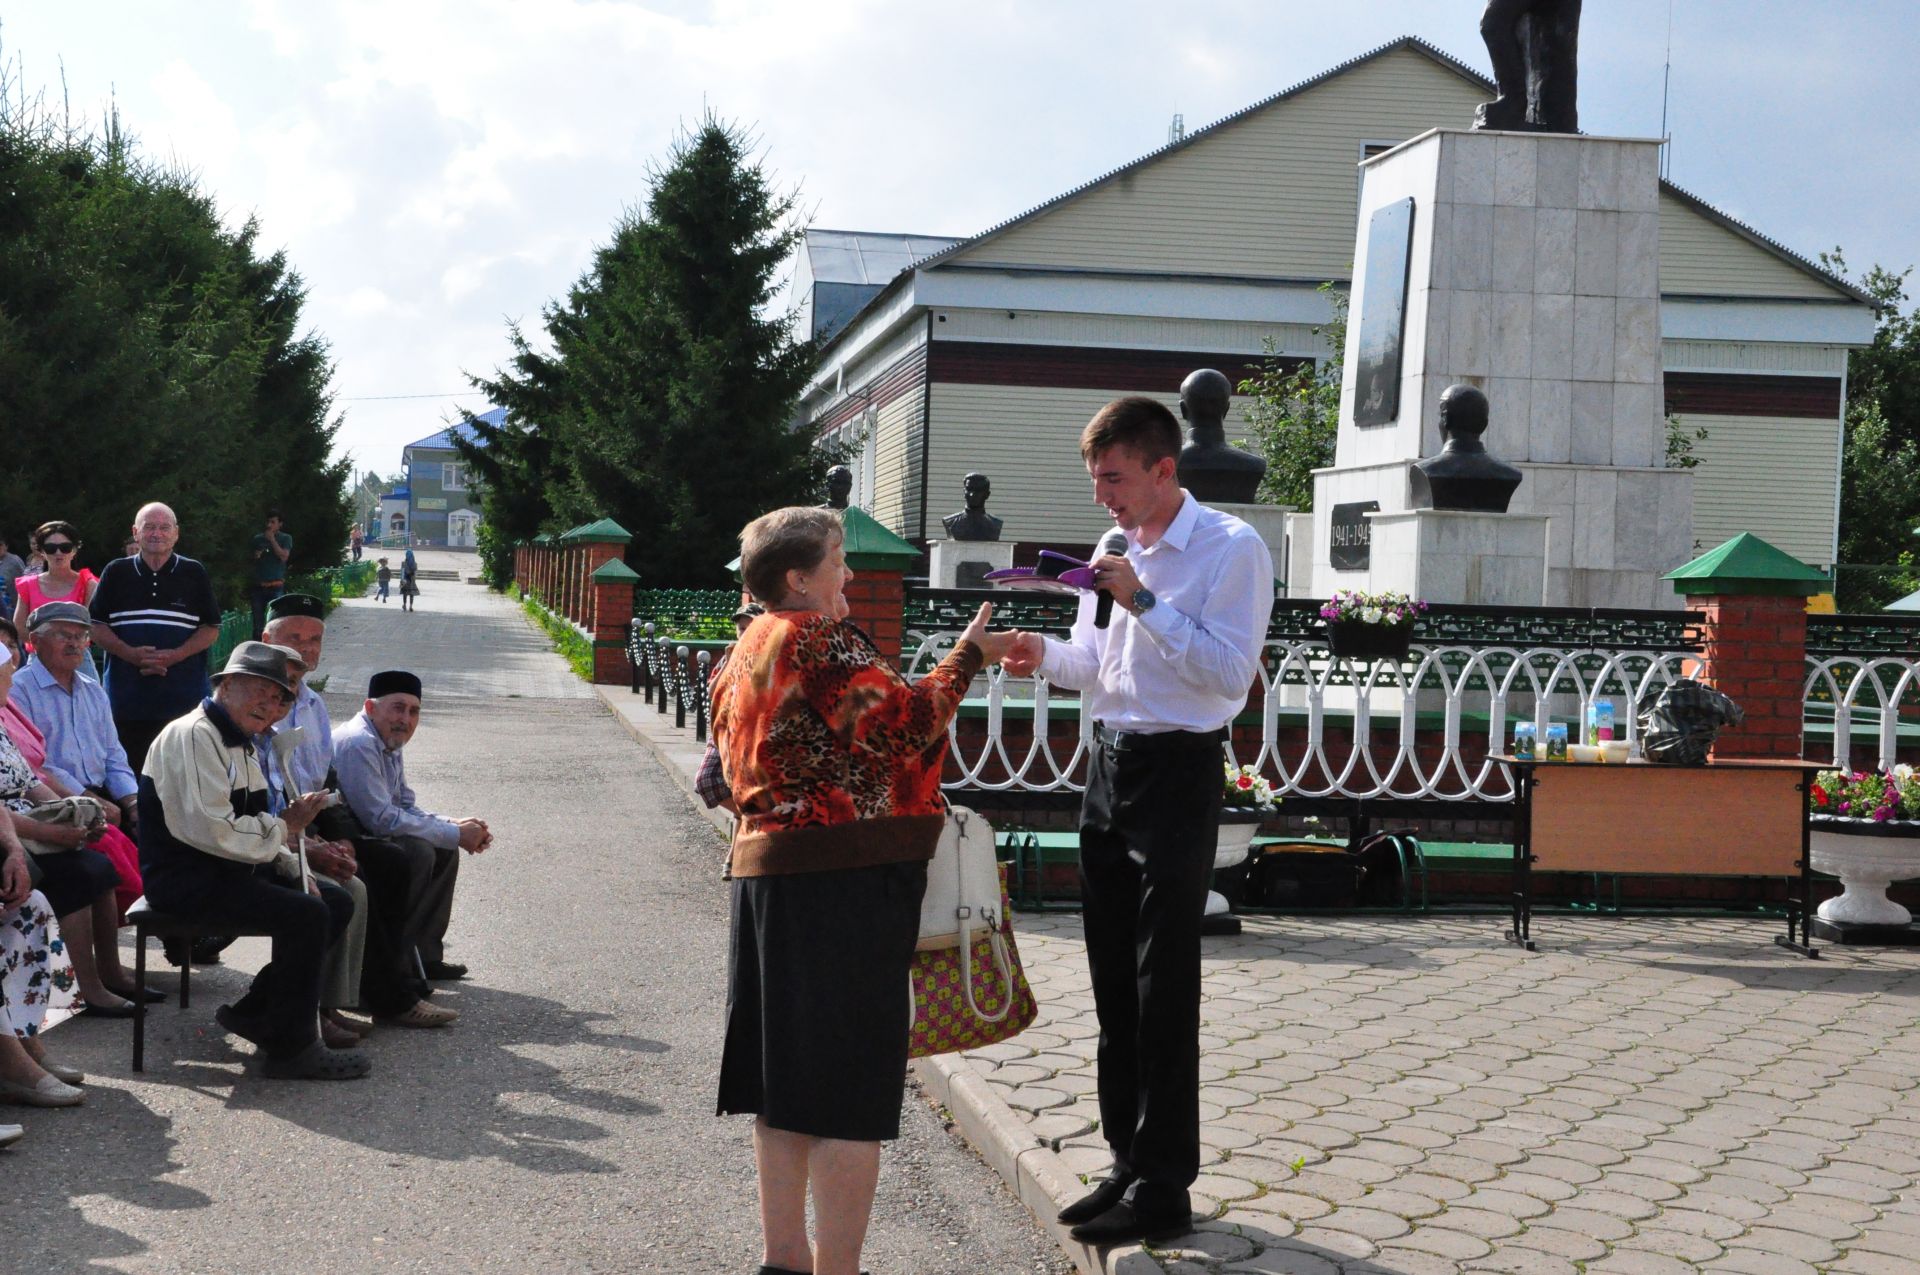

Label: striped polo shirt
[88,552,223,722]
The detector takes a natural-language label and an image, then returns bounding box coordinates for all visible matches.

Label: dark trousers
[146,865,353,1058]
[116,718,169,775]
[350,835,454,1012]
[1079,732,1223,1205]
[250,583,285,641]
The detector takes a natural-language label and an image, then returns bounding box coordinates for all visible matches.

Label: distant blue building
[399,408,500,547]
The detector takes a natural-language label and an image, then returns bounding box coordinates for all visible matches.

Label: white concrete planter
[1809,818,1920,926]
[1208,808,1271,917]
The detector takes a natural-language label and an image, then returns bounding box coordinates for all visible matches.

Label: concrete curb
[591,679,1143,1275]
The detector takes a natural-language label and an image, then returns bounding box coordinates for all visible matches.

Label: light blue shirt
[10,656,139,801]
[331,710,460,850]
[277,681,334,797]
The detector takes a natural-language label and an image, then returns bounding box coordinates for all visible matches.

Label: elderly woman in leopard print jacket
[709,505,1015,1275]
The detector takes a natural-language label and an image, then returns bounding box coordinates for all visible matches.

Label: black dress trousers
[1078,729,1224,1205]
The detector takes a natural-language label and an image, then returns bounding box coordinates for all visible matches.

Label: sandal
[260,1041,372,1081]
[320,1018,360,1050]
[324,1009,376,1038]
[376,1000,458,1029]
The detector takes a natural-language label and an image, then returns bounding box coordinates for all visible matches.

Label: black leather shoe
[215,1004,273,1049]
[1057,1171,1137,1224]
[1067,1199,1193,1244]
[191,936,233,965]
[423,960,468,981]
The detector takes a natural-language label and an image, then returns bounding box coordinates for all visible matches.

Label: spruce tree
[470,116,840,588]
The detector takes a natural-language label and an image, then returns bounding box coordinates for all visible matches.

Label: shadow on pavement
[49,976,669,1191]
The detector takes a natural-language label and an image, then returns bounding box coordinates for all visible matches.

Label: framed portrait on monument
[1353,197,1415,428]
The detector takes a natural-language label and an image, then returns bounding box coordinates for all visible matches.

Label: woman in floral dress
[0,751,84,1109]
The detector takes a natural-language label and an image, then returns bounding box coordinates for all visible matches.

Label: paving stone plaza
[960,911,1920,1274]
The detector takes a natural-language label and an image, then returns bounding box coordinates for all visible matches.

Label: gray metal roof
[803,229,962,286]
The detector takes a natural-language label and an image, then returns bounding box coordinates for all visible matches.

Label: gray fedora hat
[26,600,92,633]
[211,641,308,696]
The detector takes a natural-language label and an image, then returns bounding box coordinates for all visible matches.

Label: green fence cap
[839,506,920,570]
[1665,532,1828,598]
[569,517,633,545]
[590,557,640,583]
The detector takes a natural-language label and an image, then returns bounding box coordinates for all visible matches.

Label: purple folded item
[984,551,1099,594]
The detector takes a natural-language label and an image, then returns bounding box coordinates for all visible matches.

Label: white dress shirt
[1038,492,1273,733]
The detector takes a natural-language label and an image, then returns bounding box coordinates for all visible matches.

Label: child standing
[376,557,392,602]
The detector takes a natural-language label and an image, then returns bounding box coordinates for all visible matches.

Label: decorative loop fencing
[1805,614,1920,776]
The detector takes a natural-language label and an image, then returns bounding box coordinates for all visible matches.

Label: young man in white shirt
[1004,395,1272,1243]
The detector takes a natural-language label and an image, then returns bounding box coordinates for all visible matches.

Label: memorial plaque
[1330,500,1379,571]
[1352,197,1415,428]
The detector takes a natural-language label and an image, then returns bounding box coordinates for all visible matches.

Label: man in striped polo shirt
[88,502,224,770]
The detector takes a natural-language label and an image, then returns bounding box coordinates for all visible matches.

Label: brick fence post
[837,506,919,664]
[591,558,641,684]
[1665,533,1827,762]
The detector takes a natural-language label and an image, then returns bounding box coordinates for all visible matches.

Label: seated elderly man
[10,602,139,831]
[139,642,368,1080]
[333,671,489,990]
[264,594,449,1031]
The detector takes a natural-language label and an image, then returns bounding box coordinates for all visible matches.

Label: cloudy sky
[3,1,1913,476]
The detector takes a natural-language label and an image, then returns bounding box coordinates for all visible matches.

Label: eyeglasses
[40,542,76,553]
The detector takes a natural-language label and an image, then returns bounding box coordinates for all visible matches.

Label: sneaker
[0,1123,22,1149]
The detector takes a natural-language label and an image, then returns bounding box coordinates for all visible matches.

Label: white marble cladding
[1338,130,1664,473]
[1308,458,1691,609]
[1367,511,1549,606]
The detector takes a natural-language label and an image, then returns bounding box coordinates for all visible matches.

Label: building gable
[942,44,1490,282]
[1657,188,1855,301]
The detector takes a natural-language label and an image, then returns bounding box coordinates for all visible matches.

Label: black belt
[1094,723,1228,754]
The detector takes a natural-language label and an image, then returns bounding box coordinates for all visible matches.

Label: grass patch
[513,584,593,681]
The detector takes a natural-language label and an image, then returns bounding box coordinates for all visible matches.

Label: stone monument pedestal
[1214,502,1293,594]
[929,539,1015,590]
[1308,127,1693,609]
[1366,509,1548,605]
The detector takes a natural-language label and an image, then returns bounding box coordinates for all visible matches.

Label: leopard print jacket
[711,611,982,849]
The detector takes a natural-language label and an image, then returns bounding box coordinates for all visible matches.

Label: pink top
[0,701,50,784]
[16,569,96,616]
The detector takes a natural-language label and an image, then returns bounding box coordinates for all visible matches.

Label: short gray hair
[739,507,843,605]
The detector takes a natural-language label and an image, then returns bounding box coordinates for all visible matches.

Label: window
[442,461,468,491]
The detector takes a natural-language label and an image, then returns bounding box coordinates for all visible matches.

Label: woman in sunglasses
[11,522,98,644]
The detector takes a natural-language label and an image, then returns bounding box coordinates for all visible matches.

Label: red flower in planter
[1812,783,1829,808]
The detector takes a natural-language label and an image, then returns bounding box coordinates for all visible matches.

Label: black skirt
[717,859,927,1141]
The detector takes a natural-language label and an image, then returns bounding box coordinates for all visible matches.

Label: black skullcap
[368,669,423,700]
[267,592,326,623]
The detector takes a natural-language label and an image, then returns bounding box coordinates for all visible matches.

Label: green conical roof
[838,505,919,569]
[566,518,633,545]
[590,557,640,583]
[1665,532,1828,597]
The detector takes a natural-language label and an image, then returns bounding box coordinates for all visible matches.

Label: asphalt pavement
[10,555,1071,1275]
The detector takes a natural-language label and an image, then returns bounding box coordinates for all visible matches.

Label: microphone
[1093,529,1130,630]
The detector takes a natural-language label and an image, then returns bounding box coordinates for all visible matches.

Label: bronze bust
[823,465,853,511]
[941,472,1003,542]
[1175,368,1266,504]
[1409,384,1524,512]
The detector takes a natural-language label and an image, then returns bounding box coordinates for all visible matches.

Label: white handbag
[913,805,1015,1024]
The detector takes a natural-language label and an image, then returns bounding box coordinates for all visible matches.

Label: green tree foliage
[0,83,348,602]
[1821,251,1920,611]
[1236,283,1346,510]
[463,116,839,589]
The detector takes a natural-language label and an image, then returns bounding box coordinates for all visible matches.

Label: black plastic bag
[1636,678,1744,765]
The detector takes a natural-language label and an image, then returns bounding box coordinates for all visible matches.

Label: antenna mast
[1659,0,1676,179]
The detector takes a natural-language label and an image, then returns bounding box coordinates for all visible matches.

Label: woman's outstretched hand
[959,602,1019,666]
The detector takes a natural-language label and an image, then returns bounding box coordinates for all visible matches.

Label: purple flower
[1874,805,1895,822]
